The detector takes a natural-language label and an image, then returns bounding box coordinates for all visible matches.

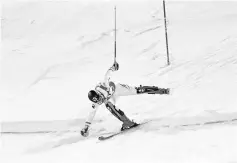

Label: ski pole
[114,6,117,64]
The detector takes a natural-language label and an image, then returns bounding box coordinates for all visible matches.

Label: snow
[1,0,237,163]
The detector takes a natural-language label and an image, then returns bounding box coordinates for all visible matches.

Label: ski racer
[80,62,170,137]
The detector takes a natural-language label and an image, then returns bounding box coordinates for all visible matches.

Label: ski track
[2,113,237,154]
[2,116,237,135]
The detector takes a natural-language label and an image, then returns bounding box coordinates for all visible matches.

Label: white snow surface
[1,1,237,163]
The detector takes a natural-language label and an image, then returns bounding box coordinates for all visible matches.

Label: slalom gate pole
[163,0,170,65]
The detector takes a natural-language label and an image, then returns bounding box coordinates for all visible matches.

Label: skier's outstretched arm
[80,103,99,137]
[103,62,119,87]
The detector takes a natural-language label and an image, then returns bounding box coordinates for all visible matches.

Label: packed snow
[1,0,237,163]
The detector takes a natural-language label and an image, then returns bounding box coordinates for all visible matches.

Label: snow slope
[1,1,237,163]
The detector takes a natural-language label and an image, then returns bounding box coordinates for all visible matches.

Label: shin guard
[105,101,132,124]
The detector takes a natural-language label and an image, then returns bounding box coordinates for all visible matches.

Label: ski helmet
[88,90,101,103]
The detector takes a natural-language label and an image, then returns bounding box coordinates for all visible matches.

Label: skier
[80,62,170,137]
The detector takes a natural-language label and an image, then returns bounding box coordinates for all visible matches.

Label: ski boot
[136,85,170,95]
[121,120,139,131]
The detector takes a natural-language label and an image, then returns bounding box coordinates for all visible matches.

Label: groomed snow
[1,0,237,163]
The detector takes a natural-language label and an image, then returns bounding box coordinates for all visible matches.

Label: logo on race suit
[109,81,116,95]
[119,84,131,90]
[92,104,96,108]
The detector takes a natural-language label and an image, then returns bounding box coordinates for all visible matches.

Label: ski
[137,86,170,95]
[98,121,150,141]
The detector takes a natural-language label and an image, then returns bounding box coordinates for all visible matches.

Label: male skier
[81,62,169,137]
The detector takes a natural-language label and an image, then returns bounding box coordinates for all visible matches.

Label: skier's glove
[80,124,89,137]
[111,62,119,71]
